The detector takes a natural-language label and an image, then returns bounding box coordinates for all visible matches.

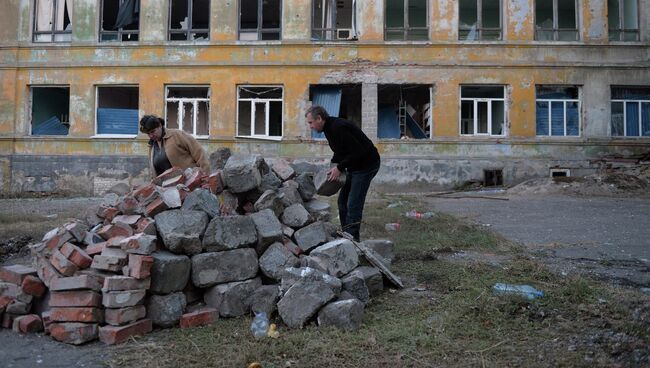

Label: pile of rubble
[0,153,398,345]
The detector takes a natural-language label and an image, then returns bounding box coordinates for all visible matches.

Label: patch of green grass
[108,198,650,368]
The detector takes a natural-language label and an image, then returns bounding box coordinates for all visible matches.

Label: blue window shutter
[311,86,342,139]
[97,108,139,135]
[32,116,69,135]
[378,106,401,138]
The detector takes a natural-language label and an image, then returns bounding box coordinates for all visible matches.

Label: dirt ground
[0,164,648,367]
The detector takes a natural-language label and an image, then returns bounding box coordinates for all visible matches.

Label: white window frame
[236,85,283,141]
[164,85,210,139]
[536,87,581,137]
[93,85,139,138]
[459,86,506,136]
[611,99,650,137]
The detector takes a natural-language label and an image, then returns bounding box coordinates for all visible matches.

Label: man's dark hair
[139,115,164,133]
[306,105,330,120]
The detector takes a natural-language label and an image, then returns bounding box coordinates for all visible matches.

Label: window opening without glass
[484,169,503,186]
[100,0,140,42]
[237,86,283,138]
[309,84,362,139]
[312,0,356,41]
[165,86,210,137]
[535,86,580,136]
[378,84,432,139]
[608,0,639,41]
[96,86,139,136]
[611,87,650,137]
[535,0,578,41]
[31,86,70,135]
[33,0,72,42]
[169,0,209,41]
[460,86,505,136]
[459,0,502,41]
[239,0,281,40]
[384,0,428,41]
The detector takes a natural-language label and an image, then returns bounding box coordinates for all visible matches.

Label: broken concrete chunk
[249,209,283,255]
[351,266,384,297]
[180,189,221,218]
[295,173,316,202]
[314,167,346,196]
[146,292,187,328]
[310,239,359,278]
[204,277,262,318]
[361,239,395,266]
[150,251,191,295]
[278,184,304,208]
[248,285,280,317]
[191,249,259,288]
[154,210,209,255]
[317,299,364,330]
[277,280,335,329]
[280,267,341,296]
[341,272,369,304]
[267,157,296,181]
[293,221,329,253]
[253,190,284,217]
[281,204,312,228]
[304,199,331,222]
[202,215,257,252]
[259,243,300,281]
[223,154,263,193]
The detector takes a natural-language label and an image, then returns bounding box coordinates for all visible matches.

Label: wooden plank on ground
[337,231,404,289]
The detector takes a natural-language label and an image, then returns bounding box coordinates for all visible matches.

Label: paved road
[425,193,650,285]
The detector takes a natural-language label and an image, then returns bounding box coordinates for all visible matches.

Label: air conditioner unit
[336,28,355,40]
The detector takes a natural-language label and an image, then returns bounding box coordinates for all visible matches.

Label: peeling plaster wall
[0,0,649,194]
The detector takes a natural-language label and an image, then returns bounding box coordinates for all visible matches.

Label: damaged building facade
[0,0,649,195]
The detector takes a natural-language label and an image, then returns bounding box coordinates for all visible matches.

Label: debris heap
[0,153,397,345]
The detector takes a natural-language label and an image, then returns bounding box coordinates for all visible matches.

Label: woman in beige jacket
[139,115,210,178]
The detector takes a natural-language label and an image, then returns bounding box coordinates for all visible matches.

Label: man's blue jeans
[338,161,380,242]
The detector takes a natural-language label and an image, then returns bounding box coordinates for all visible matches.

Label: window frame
[534,0,579,41]
[164,85,211,139]
[29,85,71,136]
[458,0,503,41]
[384,0,430,41]
[238,0,283,41]
[311,0,357,41]
[608,0,640,42]
[535,86,581,137]
[93,85,140,138]
[168,0,210,41]
[32,0,72,43]
[99,0,140,42]
[459,85,506,137]
[236,85,284,140]
[611,87,650,137]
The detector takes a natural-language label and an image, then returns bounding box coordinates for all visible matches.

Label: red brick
[145,197,168,217]
[105,305,146,326]
[41,310,52,333]
[206,171,225,194]
[102,290,146,308]
[50,250,79,277]
[0,264,37,285]
[21,275,46,297]
[42,227,73,252]
[0,295,12,309]
[112,214,141,227]
[179,308,218,329]
[127,254,153,279]
[162,174,185,187]
[153,167,184,186]
[85,242,106,256]
[184,167,205,190]
[50,290,102,307]
[97,223,133,240]
[118,196,140,215]
[102,276,150,291]
[133,183,156,202]
[99,318,152,345]
[49,322,99,345]
[34,254,63,287]
[282,240,303,256]
[2,312,17,328]
[97,206,121,222]
[50,307,104,323]
[106,236,128,248]
[14,314,43,333]
[122,233,157,255]
[135,217,156,235]
[50,275,103,291]
[60,242,93,269]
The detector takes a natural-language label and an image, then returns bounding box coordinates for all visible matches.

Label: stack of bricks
[0,264,45,333]
[20,166,220,345]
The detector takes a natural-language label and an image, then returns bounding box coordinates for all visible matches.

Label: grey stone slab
[146,292,187,328]
[293,221,328,252]
[317,299,364,330]
[277,280,335,329]
[204,277,262,318]
[154,210,209,255]
[150,251,191,294]
[281,204,312,229]
[181,189,221,218]
[259,243,300,281]
[191,249,259,288]
[310,239,359,277]
[223,154,263,193]
[202,215,258,252]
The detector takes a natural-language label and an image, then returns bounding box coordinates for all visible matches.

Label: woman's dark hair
[305,105,330,120]
[139,115,164,133]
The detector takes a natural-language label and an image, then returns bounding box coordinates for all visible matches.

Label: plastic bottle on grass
[385,223,401,231]
[492,283,544,300]
[250,312,269,339]
[404,210,435,219]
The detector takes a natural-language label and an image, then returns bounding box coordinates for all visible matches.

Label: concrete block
[154,210,209,255]
[204,277,262,317]
[202,215,257,252]
[191,249,258,288]
[150,251,191,294]
[146,292,186,328]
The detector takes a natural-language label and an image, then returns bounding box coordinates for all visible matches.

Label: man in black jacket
[306,105,381,241]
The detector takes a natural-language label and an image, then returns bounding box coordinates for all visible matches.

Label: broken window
[166,86,210,137]
[378,84,431,139]
[459,0,501,40]
[611,87,650,137]
[96,86,139,136]
[608,0,639,41]
[309,84,362,139]
[33,0,72,42]
[535,0,578,41]
[239,0,281,40]
[536,86,580,136]
[100,0,140,42]
[460,86,505,136]
[31,86,70,135]
[169,0,210,41]
[237,86,283,139]
[384,0,428,41]
[312,0,356,41]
